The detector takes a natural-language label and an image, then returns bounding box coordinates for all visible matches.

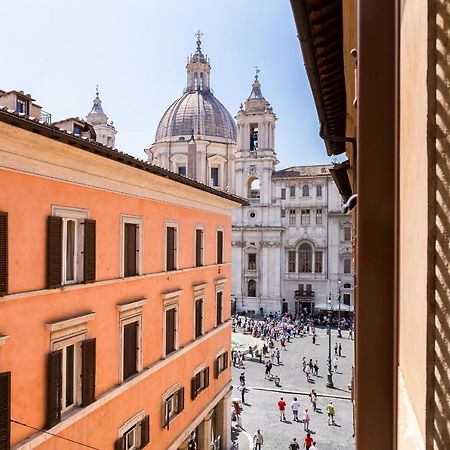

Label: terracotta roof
[290,0,346,155]
[272,164,332,178]
[0,106,248,206]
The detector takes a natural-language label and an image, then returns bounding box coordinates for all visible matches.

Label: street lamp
[338,279,342,323]
[326,295,334,388]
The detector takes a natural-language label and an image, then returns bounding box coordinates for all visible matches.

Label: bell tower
[234,69,278,203]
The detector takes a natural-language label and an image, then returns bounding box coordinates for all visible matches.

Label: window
[343,293,351,305]
[216,229,223,264]
[121,215,143,278]
[16,97,29,114]
[248,178,260,199]
[0,372,10,447]
[162,290,180,357]
[344,283,352,288]
[301,209,310,225]
[45,313,96,429]
[289,186,296,197]
[216,291,223,325]
[316,185,322,197]
[73,123,83,135]
[302,185,310,197]
[211,167,219,186]
[191,365,209,400]
[281,188,286,200]
[344,258,352,274]
[194,298,203,338]
[166,224,178,271]
[250,124,259,151]
[0,212,7,296]
[163,385,185,427]
[178,166,187,176]
[248,253,256,270]
[316,209,323,225]
[118,299,145,383]
[248,279,256,297]
[288,251,296,273]
[214,351,228,378]
[48,207,96,288]
[344,226,352,241]
[281,209,286,218]
[315,251,323,273]
[299,243,313,273]
[289,209,296,226]
[195,228,204,267]
[165,308,177,355]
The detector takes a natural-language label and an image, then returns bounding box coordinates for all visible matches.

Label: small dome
[155,90,237,143]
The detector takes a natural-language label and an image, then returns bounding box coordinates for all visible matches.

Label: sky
[1,0,333,168]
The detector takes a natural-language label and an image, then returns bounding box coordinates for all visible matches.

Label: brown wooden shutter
[140,415,150,448]
[81,338,96,406]
[0,372,11,450]
[114,437,125,450]
[165,308,176,355]
[83,219,96,283]
[205,366,210,388]
[46,350,62,429]
[0,213,8,297]
[224,351,229,370]
[217,230,223,264]
[191,376,197,400]
[166,227,174,271]
[214,358,219,379]
[124,223,137,277]
[123,322,138,380]
[216,292,222,325]
[195,300,202,338]
[177,387,184,413]
[162,401,169,428]
[195,229,202,267]
[47,216,63,289]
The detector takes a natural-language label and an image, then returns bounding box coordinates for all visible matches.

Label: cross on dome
[255,66,260,81]
[195,29,203,52]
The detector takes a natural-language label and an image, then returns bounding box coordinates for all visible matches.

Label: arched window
[248,279,257,297]
[194,72,198,90]
[200,72,204,89]
[298,243,313,272]
[302,185,310,197]
[248,177,260,199]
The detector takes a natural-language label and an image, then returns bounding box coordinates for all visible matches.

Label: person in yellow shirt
[326,401,335,425]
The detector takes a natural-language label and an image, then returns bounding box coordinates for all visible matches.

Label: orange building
[0,93,246,450]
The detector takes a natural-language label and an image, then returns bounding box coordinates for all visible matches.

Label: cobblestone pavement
[231,327,355,450]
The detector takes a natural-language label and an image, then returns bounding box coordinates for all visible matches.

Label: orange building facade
[0,104,246,450]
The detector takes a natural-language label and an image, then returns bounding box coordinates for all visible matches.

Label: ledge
[0,335,9,346]
[215,277,227,286]
[45,312,96,332]
[117,298,147,312]
[161,289,183,301]
[192,282,208,292]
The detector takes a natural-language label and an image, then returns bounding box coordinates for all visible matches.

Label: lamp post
[338,279,342,322]
[326,295,334,388]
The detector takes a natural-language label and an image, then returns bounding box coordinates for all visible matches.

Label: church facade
[147,35,354,316]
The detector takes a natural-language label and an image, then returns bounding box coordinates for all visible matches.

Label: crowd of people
[231,311,352,449]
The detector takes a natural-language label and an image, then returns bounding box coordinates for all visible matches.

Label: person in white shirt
[253,429,264,450]
[291,397,300,422]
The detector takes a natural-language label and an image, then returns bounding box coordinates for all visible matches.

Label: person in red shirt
[304,432,314,449]
[278,397,287,421]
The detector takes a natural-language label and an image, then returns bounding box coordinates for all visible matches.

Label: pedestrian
[302,357,306,372]
[253,429,264,450]
[314,360,319,376]
[240,372,246,385]
[265,361,271,379]
[312,333,316,345]
[276,347,281,365]
[326,401,336,425]
[291,396,300,422]
[305,364,311,382]
[333,356,338,373]
[232,350,237,367]
[274,374,281,387]
[238,383,247,404]
[289,438,300,450]
[334,342,338,355]
[348,327,353,339]
[309,389,317,411]
[303,409,310,431]
[310,441,317,450]
[304,432,314,450]
[278,397,287,422]
[338,343,342,357]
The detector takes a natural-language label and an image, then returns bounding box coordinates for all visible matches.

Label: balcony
[295,290,315,299]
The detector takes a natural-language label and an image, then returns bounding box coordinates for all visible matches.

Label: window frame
[343,225,352,241]
[120,215,143,278]
[117,300,145,383]
[162,384,184,426]
[302,184,310,197]
[298,243,313,273]
[193,283,206,339]
[343,257,352,274]
[288,250,296,273]
[215,279,226,326]
[316,209,323,225]
[118,410,146,450]
[314,250,323,273]
[316,185,323,197]
[194,225,205,268]
[247,279,257,297]
[161,290,181,357]
[281,188,286,200]
[301,209,311,225]
[214,349,228,378]
[216,227,224,264]
[289,209,296,226]
[289,186,296,197]
[165,221,179,272]
[191,363,209,400]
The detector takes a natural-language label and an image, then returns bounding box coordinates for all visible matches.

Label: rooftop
[272,164,332,178]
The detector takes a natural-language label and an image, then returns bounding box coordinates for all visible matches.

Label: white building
[147,35,354,316]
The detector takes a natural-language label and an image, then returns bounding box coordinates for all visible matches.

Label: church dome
[155,90,237,143]
[154,33,237,143]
